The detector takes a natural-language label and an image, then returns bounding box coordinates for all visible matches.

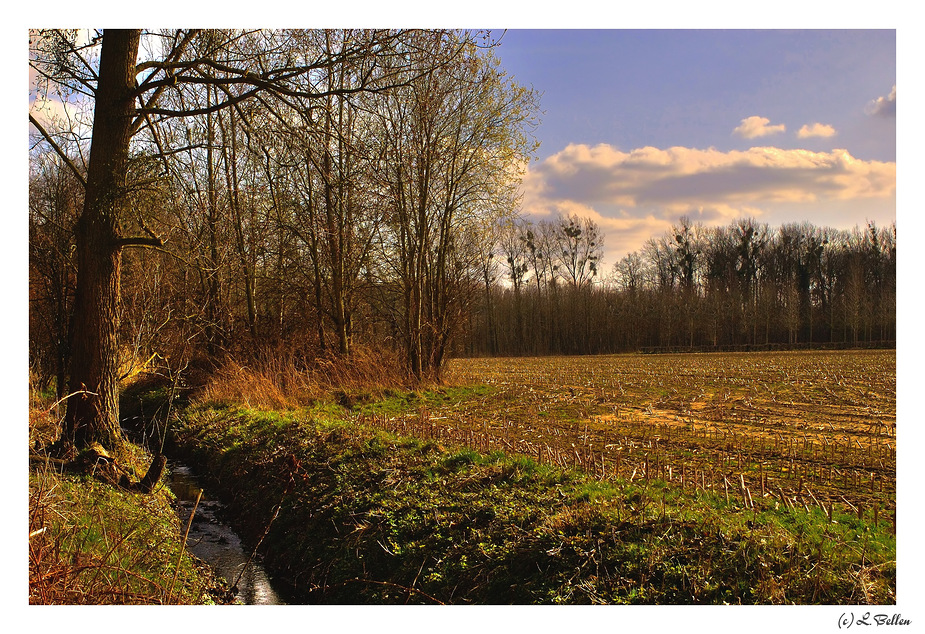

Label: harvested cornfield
[355,350,896,525]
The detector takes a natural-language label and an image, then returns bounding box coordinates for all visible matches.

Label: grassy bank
[28,389,228,604]
[28,456,228,604]
[168,394,895,604]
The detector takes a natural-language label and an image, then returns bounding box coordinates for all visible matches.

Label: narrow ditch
[167,461,284,605]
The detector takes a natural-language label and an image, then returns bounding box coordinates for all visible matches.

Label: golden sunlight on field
[361,350,895,519]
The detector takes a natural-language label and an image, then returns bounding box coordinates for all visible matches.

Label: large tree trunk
[61,29,140,451]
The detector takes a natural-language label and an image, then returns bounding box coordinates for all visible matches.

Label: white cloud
[526,143,894,207]
[797,122,837,139]
[519,142,896,262]
[866,85,896,117]
[733,116,786,139]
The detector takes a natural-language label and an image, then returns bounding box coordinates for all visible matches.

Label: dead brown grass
[195,345,412,409]
[27,387,226,605]
[28,449,227,604]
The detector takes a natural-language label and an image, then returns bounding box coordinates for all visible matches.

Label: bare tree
[29,154,81,398]
[372,30,538,380]
[550,214,603,290]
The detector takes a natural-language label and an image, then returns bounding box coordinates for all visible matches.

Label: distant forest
[31,173,895,392]
[463,216,896,357]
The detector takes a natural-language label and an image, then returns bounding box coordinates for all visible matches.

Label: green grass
[354,384,495,417]
[167,401,895,605]
[29,451,225,604]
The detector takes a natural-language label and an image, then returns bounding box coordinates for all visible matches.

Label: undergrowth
[193,345,412,410]
[169,402,896,605]
[28,456,226,604]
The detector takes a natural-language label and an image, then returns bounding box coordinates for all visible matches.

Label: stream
[168,462,284,605]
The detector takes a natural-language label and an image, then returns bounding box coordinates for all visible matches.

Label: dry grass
[197,359,301,410]
[195,345,412,409]
[27,386,225,605]
[28,450,227,604]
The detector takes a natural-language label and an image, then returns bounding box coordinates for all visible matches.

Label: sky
[492,29,897,267]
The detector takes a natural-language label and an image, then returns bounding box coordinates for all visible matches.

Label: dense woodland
[29,30,895,443]
[30,28,541,448]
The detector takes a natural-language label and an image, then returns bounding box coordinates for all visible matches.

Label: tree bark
[61,29,141,451]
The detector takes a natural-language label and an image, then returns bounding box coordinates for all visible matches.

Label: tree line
[462,216,895,357]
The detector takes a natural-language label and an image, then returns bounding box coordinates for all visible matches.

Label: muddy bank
[163,403,896,604]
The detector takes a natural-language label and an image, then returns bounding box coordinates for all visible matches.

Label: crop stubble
[358,350,896,524]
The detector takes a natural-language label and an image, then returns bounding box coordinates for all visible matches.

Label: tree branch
[114,222,165,249]
[131,29,202,136]
[28,114,87,188]
[113,235,164,249]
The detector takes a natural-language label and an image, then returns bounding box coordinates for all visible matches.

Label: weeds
[28,456,224,604]
[195,345,412,410]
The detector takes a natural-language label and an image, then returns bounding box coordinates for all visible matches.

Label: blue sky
[496,30,895,161]
[491,29,896,266]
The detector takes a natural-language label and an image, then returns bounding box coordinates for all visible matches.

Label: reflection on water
[170,464,282,605]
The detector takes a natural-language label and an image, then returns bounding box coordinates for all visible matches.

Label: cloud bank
[520,143,896,261]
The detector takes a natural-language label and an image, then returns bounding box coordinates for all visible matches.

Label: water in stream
[169,463,283,605]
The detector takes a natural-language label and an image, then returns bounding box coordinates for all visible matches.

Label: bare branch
[114,235,163,249]
[131,29,202,136]
[28,114,87,188]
